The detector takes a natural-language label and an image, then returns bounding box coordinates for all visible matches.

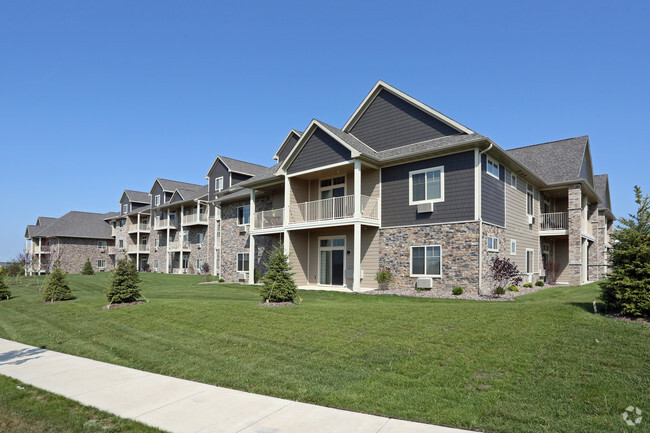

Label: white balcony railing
[33,245,51,254]
[540,212,568,231]
[128,223,151,233]
[254,209,284,229]
[182,213,208,226]
[168,241,191,251]
[127,244,150,253]
[154,218,178,230]
[289,195,379,224]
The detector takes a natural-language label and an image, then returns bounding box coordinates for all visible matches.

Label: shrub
[601,186,650,318]
[43,266,75,302]
[106,258,142,304]
[6,262,24,279]
[375,268,394,290]
[490,257,522,292]
[523,283,533,288]
[452,286,463,296]
[81,259,95,275]
[0,274,11,300]
[218,277,225,283]
[535,281,545,287]
[259,244,297,303]
[494,286,506,296]
[201,262,211,282]
[507,285,519,292]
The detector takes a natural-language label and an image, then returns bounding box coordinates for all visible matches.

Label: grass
[0,374,163,432]
[0,273,649,433]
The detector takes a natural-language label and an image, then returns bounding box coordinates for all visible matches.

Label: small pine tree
[106,258,142,304]
[0,274,11,300]
[43,266,75,302]
[81,259,95,275]
[600,186,650,318]
[259,244,297,303]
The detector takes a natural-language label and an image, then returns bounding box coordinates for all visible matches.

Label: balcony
[107,246,116,255]
[540,212,568,236]
[182,213,208,226]
[127,223,151,234]
[168,241,191,252]
[253,209,284,230]
[33,245,51,254]
[127,244,150,254]
[154,218,178,230]
[289,195,379,225]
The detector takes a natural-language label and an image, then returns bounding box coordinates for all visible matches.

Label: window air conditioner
[527,215,535,225]
[237,272,247,281]
[99,247,106,253]
[417,277,433,289]
[198,244,202,249]
[239,225,249,234]
[417,202,434,213]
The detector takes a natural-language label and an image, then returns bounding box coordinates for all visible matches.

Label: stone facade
[480,223,509,293]
[219,199,251,282]
[567,184,583,285]
[378,222,480,293]
[53,237,115,274]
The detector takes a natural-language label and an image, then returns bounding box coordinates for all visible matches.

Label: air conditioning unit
[416,277,433,289]
[198,244,202,249]
[99,247,106,253]
[154,247,158,252]
[417,202,434,213]
[237,272,247,281]
[239,225,249,234]
[527,215,535,225]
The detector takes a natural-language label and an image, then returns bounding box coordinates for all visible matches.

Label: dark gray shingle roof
[219,156,269,177]
[124,190,150,203]
[594,174,611,210]
[506,136,588,185]
[316,121,378,158]
[31,211,114,239]
[157,178,204,192]
[169,184,209,204]
[375,133,487,162]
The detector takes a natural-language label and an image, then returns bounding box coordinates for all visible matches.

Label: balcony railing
[254,209,284,229]
[182,213,208,226]
[540,212,568,231]
[33,245,51,254]
[127,244,150,253]
[168,241,191,251]
[128,223,151,233]
[154,218,178,230]
[289,195,379,224]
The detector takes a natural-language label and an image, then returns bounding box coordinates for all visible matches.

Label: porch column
[353,222,361,291]
[567,184,582,285]
[38,238,42,273]
[25,239,29,275]
[354,159,361,218]
[166,226,170,274]
[249,190,256,285]
[180,205,184,272]
[136,214,140,271]
[284,176,291,226]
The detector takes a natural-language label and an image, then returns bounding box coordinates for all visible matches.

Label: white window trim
[196,233,204,244]
[408,166,445,206]
[319,175,347,198]
[123,204,128,214]
[215,176,224,192]
[510,239,517,255]
[237,252,250,272]
[510,173,518,189]
[486,157,500,179]
[526,183,534,216]
[409,245,442,278]
[97,241,107,249]
[317,235,347,286]
[97,259,106,269]
[237,205,251,226]
[526,248,535,274]
[487,236,499,252]
[155,195,161,206]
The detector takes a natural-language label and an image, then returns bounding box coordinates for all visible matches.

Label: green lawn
[0,273,648,433]
[0,374,163,432]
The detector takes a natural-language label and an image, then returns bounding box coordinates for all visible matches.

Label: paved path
[0,338,477,433]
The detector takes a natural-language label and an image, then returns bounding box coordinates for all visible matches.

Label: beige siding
[307,227,354,286]
[504,179,540,274]
[288,231,309,285]
[554,238,570,283]
[361,168,380,200]
[360,226,379,288]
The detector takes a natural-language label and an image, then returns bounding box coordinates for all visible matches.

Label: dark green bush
[259,245,297,303]
[106,258,142,304]
[507,285,519,292]
[375,268,394,290]
[81,259,95,275]
[494,286,505,296]
[452,286,463,296]
[535,281,544,287]
[523,283,533,288]
[0,275,11,300]
[43,266,75,302]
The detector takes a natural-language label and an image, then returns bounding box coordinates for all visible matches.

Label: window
[196,232,204,244]
[409,167,444,205]
[510,239,517,255]
[215,177,224,192]
[154,238,159,248]
[97,259,106,269]
[169,233,175,242]
[320,176,346,199]
[487,157,499,179]
[410,246,442,277]
[526,249,534,273]
[196,258,203,269]
[97,241,107,249]
[487,236,499,251]
[237,252,249,272]
[118,239,124,248]
[510,173,517,189]
[237,205,250,225]
[118,219,125,227]
[141,235,148,246]
[527,184,534,215]
[123,204,128,214]
[154,260,159,269]
[182,256,189,270]
[155,195,161,206]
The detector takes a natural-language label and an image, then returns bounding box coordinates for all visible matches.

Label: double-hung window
[196,232,204,244]
[409,167,444,205]
[123,204,128,214]
[410,246,442,277]
[527,184,534,216]
[237,252,249,272]
[487,157,500,179]
[215,177,224,192]
[97,241,107,250]
[487,236,499,251]
[97,259,106,269]
[155,195,161,206]
[237,205,250,225]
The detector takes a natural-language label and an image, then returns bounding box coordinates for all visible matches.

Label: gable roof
[122,190,150,204]
[205,156,269,179]
[28,211,114,240]
[273,129,303,162]
[594,174,612,211]
[342,80,474,135]
[150,178,203,194]
[506,136,591,185]
[167,184,209,205]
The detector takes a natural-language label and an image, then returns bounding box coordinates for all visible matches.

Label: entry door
[319,237,345,286]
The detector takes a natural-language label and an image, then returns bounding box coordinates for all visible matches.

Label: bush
[259,244,297,303]
[254,268,261,284]
[201,262,211,282]
[490,257,522,292]
[452,286,463,296]
[494,286,506,296]
[523,283,533,288]
[601,186,650,318]
[106,258,142,304]
[81,259,95,275]
[507,285,519,292]
[535,281,545,287]
[375,268,394,290]
[43,266,75,302]
[0,275,11,300]
[6,262,24,279]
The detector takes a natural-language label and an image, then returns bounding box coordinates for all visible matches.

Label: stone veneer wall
[57,237,115,274]
[220,199,251,282]
[481,223,509,293]
[148,229,168,272]
[378,222,480,293]
[567,184,583,285]
[183,226,210,274]
[587,204,600,281]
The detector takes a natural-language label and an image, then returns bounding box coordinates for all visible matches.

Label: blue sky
[1,1,648,261]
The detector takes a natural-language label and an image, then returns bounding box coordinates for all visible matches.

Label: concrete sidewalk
[0,338,477,433]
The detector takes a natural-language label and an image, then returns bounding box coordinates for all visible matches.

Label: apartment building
[25,81,614,294]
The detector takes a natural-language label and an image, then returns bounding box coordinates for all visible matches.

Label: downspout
[477,142,493,296]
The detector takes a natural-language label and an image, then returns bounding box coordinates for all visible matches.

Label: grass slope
[0,273,648,433]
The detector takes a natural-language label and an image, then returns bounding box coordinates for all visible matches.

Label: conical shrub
[43,266,75,302]
[81,259,95,275]
[0,274,11,301]
[259,244,297,303]
[106,258,142,304]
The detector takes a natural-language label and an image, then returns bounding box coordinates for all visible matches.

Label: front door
[319,237,345,286]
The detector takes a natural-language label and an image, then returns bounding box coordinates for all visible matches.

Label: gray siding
[231,172,251,185]
[277,133,299,166]
[208,159,230,200]
[381,151,475,227]
[151,183,165,210]
[349,89,463,152]
[287,128,351,175]
[481,155,505,227]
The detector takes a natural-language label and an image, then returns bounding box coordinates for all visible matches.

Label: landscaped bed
[0,273,648,433]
